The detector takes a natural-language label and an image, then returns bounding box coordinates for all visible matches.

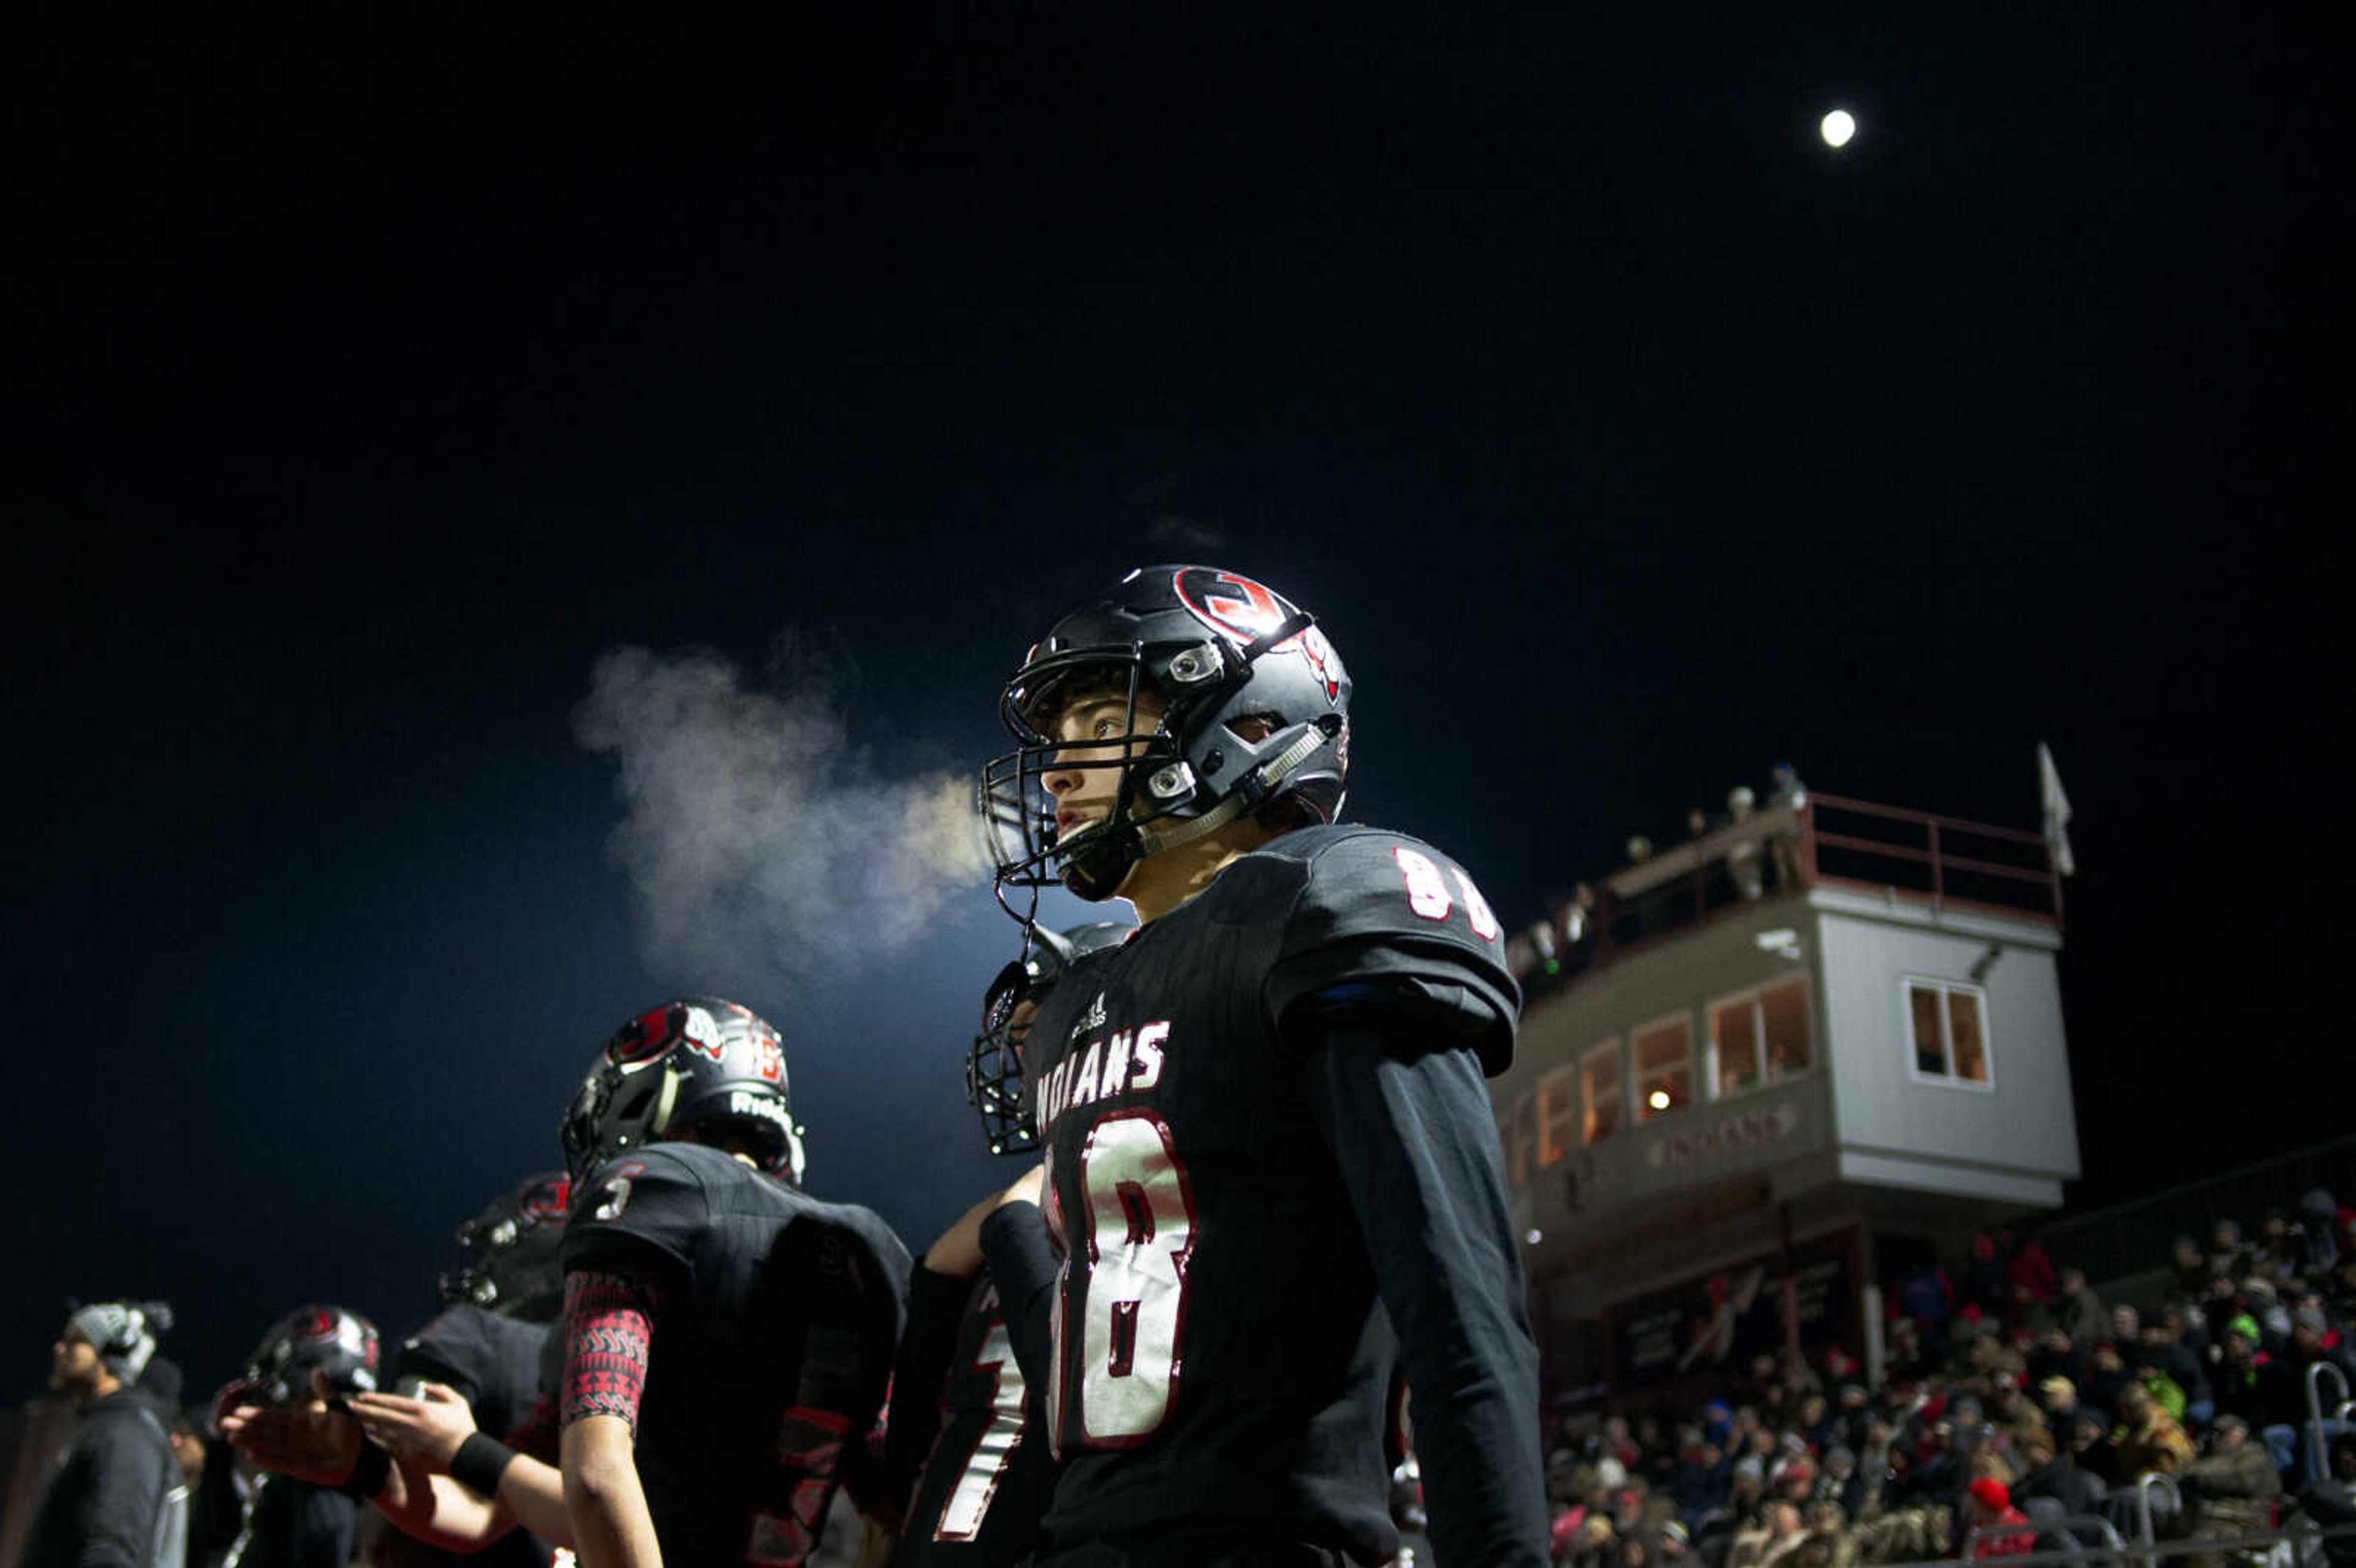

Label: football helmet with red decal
[980,565,1352,905]
[438,1171,572,1320]
[560,998,806,1185]
[965,921,1133,1155]
[237,1304,381,1408]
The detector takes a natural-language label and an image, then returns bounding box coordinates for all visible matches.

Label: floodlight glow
[1649,1089,1673,1110]
[1821,110,1857,148]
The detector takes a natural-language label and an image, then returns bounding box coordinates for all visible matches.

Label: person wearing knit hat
[1965,1477,2032,1559]
[20,1299,183,1568]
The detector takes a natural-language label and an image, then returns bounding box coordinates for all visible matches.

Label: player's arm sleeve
[977,1202,1061,1395]
[1296,1021,1549,1568]
[885,1261,977,1483]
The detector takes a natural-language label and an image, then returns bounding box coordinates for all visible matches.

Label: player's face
[1006,997,1041,1066]
[1041,689,1166,842]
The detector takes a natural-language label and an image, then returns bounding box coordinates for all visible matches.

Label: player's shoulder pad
[561,1142,720,1278]
[1260,824,1509,963]
[393,1305,495,1398]
[782,1191,909,1337]
[1258,824,1522,1070]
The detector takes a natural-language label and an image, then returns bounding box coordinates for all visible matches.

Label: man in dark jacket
[21,1301,182,1568]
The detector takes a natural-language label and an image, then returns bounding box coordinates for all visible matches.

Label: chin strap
[1133,717,1334,858]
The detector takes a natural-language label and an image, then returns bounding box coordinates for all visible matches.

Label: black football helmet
[560,998,806,1184]
[237,1305,380,1408]
[981,566,1352,907]
[965,921,1133,1155]
[438,1172,571,1321]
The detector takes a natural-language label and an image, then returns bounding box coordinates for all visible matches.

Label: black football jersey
[564,1141,912,1568]
[890,1272,1054,1568]
[381,1307,555,1568]
[394,1305,552,1445]
[1017,824,1521,1561]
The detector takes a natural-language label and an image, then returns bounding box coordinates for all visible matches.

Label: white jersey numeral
[1055,1110,1197,1446]
[933,1313,1027,1540]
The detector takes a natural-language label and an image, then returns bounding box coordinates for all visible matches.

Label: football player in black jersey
[224,1182,576,1551]
[977,566,1547,1567]
[366,1172,572,1568]
[550,997,910,1568]
[887,923,1131,1567]
[215,1305,383,1568]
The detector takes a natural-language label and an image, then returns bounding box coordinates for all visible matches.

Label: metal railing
[2031,1133,2356,1288]
[2312,1361,2354,1485]
[1886,1516,2356,1568]
[1504,788,2063,990]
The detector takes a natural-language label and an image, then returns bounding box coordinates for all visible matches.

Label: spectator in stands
[2259,1210,2305,1282]
[2085,1340,2136,1416]
[2000,1231,2057,1307]
[2135,1312,2211,1424]
[1965,1237,2009,1319]
[2069,1406,2119,1486]
[2011,1426,2106,1534]
[1628,836,1654,865]
[2179,1413,2279,1568]
[1726,788,1765,899]
[2212,1220,2252,1283]
[2300,1189,2344,1278]
[2298,1432,2356,1568]
[2113,1383,2196,1478]
[2174,1236,2214,1299]
[2057,1269,2107,1350]
[1963,1477,2033,1559]
[1897,1260,1957,1351]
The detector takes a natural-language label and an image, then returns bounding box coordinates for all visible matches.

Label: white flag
[2038,742,2074,877]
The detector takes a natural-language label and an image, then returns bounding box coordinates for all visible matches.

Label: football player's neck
[1120,818,1270,924]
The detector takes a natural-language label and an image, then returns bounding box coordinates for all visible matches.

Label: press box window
[1906,978,1992,1086]
[1582,1040,1624,1144]
[1709,976,1814,1099]
[1535,1069,1576,1167]
[1632,1015,1692,1120]
[1504,1091,1536,1188]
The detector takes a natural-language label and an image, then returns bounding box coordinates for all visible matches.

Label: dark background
[7,6,2347,1397]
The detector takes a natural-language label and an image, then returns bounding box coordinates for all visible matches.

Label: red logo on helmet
[1172,569,1341,702]
[755,1036,785,1085]
[521,1178,571,1223]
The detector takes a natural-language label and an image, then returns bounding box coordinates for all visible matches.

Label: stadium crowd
[1523,1203,2356,1568]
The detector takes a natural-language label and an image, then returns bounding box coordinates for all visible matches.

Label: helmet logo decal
[755,1035,785,1085]
[521,1177,571,1223]
[677,1004,726,1063]
[1172,568,1341,702]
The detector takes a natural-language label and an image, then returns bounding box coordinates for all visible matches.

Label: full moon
[1821,109,1857,148]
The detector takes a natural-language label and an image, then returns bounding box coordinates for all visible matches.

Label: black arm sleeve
[885,1262,979,1485]
[1299,1027,1548,1568]
[977,1202,1061,1397]
[74,1418,171,1568]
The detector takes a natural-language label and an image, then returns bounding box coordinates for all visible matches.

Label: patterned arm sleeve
[560,1268,660,1433]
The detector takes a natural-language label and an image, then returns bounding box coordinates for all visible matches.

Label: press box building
[1490,789,2078,1407]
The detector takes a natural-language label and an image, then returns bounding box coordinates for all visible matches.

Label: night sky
[9,8,2347,1399]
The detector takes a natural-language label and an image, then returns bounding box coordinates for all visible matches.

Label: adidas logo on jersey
[1071,991,1107,1042]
